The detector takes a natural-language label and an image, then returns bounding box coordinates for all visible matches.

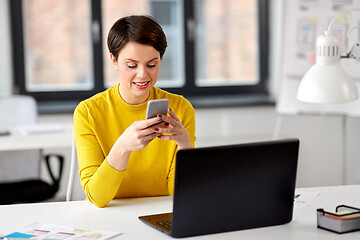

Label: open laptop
[139,138,299,238]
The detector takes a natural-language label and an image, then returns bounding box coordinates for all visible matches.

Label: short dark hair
[107,15,167,61]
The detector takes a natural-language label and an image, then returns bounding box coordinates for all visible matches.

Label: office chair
[0,95,64,204]
[66,133,86,201]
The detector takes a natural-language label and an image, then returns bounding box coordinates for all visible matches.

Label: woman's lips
[133,81,150,89]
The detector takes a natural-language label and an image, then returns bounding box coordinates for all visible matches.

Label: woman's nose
[137,66,148,79]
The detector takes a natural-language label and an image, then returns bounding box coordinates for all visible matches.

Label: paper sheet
[2,223,122,240]
[294,191,320,210]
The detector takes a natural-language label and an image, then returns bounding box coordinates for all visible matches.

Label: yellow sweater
[73,84,196,207]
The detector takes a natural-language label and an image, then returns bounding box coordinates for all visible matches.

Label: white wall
[195,108,360,188]
[268,0,285,98]
[0,0,12,96]
[195,106,277,147]
[190,0,360,189]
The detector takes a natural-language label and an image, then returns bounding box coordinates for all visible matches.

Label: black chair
[0,95,65,204]
[0,154,64,204]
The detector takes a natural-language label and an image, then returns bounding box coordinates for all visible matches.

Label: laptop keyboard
[157,220,172,230]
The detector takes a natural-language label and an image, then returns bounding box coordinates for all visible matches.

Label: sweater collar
[112,83,154,111]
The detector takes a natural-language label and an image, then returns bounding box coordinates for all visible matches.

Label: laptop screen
[171,138,299,238]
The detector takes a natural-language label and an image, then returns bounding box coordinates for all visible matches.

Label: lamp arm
[327,8,360,61]
[348,41,360,61]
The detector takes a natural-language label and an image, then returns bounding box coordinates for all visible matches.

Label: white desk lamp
[294,9,360,185]
[297,8,360,103]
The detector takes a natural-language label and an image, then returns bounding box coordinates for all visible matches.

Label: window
[22,0,93,92]
[195,0,258,86]
[101,0,184,88]
[10,0,269,111]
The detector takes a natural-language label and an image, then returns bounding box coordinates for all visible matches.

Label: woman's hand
[118,116,164,151]
[107,116,163,171]
[156,108,192,150]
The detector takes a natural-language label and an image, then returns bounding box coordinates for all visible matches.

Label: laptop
[139,138,299,238]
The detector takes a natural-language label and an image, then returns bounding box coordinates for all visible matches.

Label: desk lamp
[297,8,360,103]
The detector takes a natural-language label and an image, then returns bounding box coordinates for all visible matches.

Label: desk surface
[0,123,72,151]
[1,185,360,239]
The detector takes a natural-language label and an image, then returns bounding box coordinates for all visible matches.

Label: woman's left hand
[155,107,192,150]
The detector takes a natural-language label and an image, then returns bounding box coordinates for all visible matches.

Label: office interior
[1,0,360,203]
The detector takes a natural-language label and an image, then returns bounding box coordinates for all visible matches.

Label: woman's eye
[147,64,156,68]
[127,65,137,68]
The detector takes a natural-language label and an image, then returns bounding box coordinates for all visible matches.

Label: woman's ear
[110,53,119,70]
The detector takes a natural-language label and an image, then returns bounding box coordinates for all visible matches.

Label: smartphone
[145,99,169,119]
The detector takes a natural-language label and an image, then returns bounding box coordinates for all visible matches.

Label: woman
[73,15,196,208]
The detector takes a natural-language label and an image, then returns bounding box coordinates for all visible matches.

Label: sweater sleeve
[73,101,125,207]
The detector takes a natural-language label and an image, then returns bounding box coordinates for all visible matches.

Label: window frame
[10,0,270,111]
[169,0,269,98]
[10,0,106,103]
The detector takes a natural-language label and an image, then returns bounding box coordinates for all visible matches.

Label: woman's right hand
[118,116,164,151]
[107,115,163,171]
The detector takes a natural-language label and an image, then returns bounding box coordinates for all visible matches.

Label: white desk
[1,185,360,239]
[0,123,73,151]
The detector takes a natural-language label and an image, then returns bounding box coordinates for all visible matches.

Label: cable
[327,8,360,35]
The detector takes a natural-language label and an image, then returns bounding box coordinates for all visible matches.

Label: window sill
[38,100,81,114]
[37,94,275,114]
[187,94,275,108]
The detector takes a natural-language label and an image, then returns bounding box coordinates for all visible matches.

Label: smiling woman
[107,16,164,104]
[110,42,160,105]
[73,15,196,208]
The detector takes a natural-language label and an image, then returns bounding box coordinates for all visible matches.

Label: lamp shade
[297,32,358,103]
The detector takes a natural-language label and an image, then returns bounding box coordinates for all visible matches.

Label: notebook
[139,138,299,238]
